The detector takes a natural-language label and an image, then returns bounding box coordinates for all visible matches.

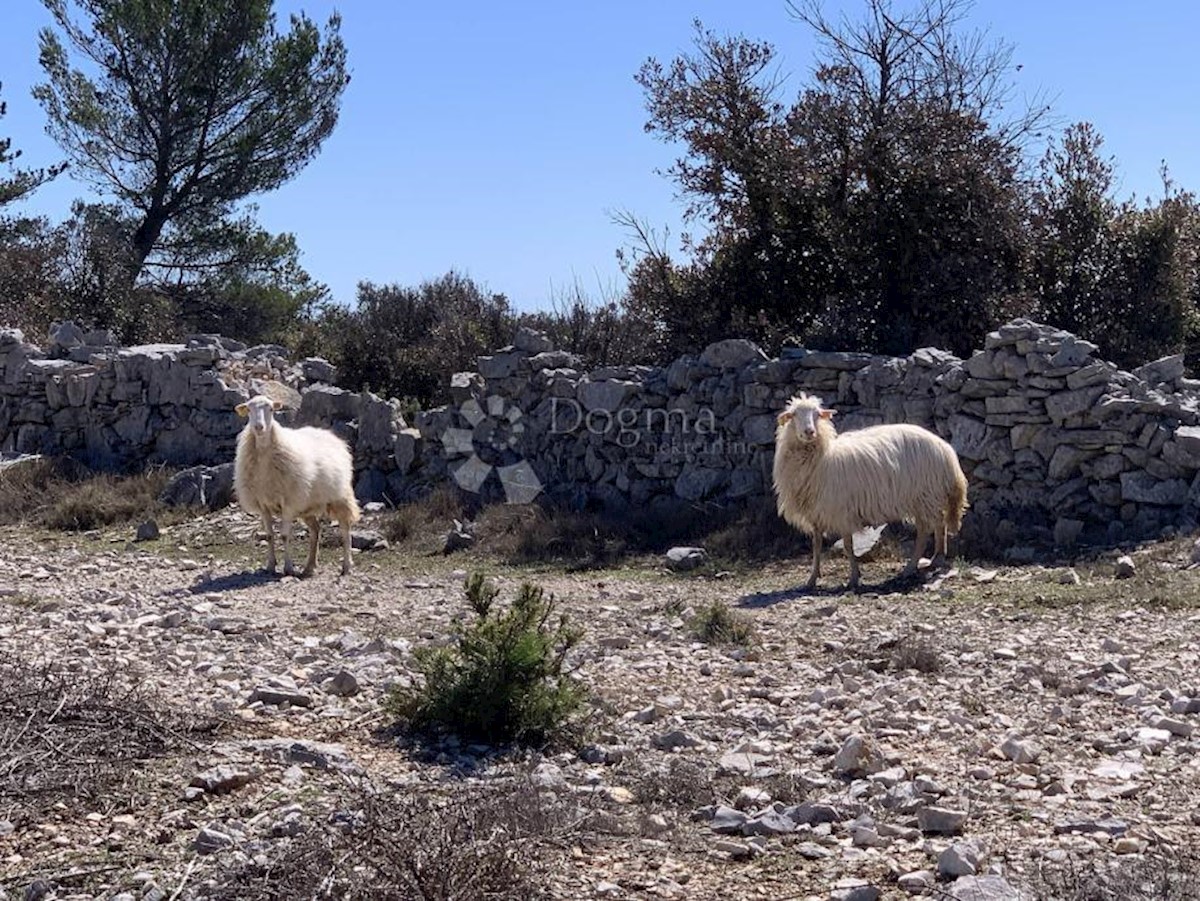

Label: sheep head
[235,395,284,440]
[777,394,835,443]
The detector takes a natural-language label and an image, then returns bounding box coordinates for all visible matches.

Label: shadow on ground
[736,570,926,608]
[190,569,280,593]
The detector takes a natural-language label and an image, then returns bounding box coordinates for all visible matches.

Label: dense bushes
[5,0,1200,398]
[627,4,1200,368]
[293,273,515,407]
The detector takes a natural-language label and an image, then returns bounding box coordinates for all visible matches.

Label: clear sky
[2,1,1199,311]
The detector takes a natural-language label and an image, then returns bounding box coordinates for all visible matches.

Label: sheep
[234,394,361,577]
[772,393,968,591]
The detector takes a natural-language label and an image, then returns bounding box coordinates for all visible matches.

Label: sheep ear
[235,403,249,418]
[271,400,284,411]
[819,409,835,420]
[777,411,793,426]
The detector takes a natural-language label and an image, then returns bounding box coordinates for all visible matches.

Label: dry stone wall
[410,320,1200,550]
[0,323,417,502]
[4,318,1200,550]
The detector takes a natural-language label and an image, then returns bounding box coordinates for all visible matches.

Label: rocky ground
[1,507,1200,900]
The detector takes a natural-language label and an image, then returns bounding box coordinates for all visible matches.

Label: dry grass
[0,458,178,532]
[0,656,226,817]
[1028,847,1200,900]
[689,601,756,646]
[471,497,805,571]
[889,633,944,674]
[208,779,576,901]
[381,485,468,548]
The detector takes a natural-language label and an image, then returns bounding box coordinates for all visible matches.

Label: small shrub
[890,634,943,674]
[390,573,586,746]
[689,601,755,646]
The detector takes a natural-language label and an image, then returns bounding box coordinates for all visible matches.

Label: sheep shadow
[190,569,280,594]
[736,570,928,608]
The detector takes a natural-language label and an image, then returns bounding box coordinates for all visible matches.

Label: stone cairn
[3,318,1200,551]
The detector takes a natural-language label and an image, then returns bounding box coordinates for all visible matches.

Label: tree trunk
[129,208,169,287]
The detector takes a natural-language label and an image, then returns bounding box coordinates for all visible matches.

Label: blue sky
[2,1,1199,310]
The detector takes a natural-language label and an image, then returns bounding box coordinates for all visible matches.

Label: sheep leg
[903,524,928,576]
[281,516,296,576]
[806,532,822,590]
[932,519,948,569]
[340,515,353,576]
[302,515,320,577]
[262,513,277,573]
[843,531,862,592]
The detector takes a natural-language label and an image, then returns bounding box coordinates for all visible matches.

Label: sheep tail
[947,468,969,534]
[330,496,362,525]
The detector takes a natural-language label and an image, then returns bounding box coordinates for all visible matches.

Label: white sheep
[772,393,968,591]
[234,395,361,576]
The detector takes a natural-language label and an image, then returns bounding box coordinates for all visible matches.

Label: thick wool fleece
[773,396,968,540]
[235,422,361,525]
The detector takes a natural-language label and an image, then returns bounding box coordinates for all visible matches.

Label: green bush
[689,601,755,646]
[391,573,585,746]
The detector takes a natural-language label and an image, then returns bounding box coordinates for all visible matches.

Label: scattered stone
[665,546,707,572]
[708,805,748,835]
[193,826,235,855]
[713,838,753,858]
[1151,715,1194,738]
[945,874,1027,901]
[742,810,797,836]
[830,879,880,901]
[1114,837,1146,854]
[917,805,967,835]
[786,801,843,825]
[349,529,388,551]
[1053,817,1128,837]
[135,519,160,542]
[719,750,778,778]
[734,786,772,810]
[999,735,1041,764]
[832,525,886,559]
[325,670,361,697]
[652,729,702,751]
[189,765,255,795]
[938,840,985,877]
[443,520,475,554]
[897,870,936,893]
[833,732,884,776]
[248,686,313,708]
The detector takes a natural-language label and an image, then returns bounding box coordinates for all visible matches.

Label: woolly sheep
[772,393,968,591]
[234,395,361,577]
